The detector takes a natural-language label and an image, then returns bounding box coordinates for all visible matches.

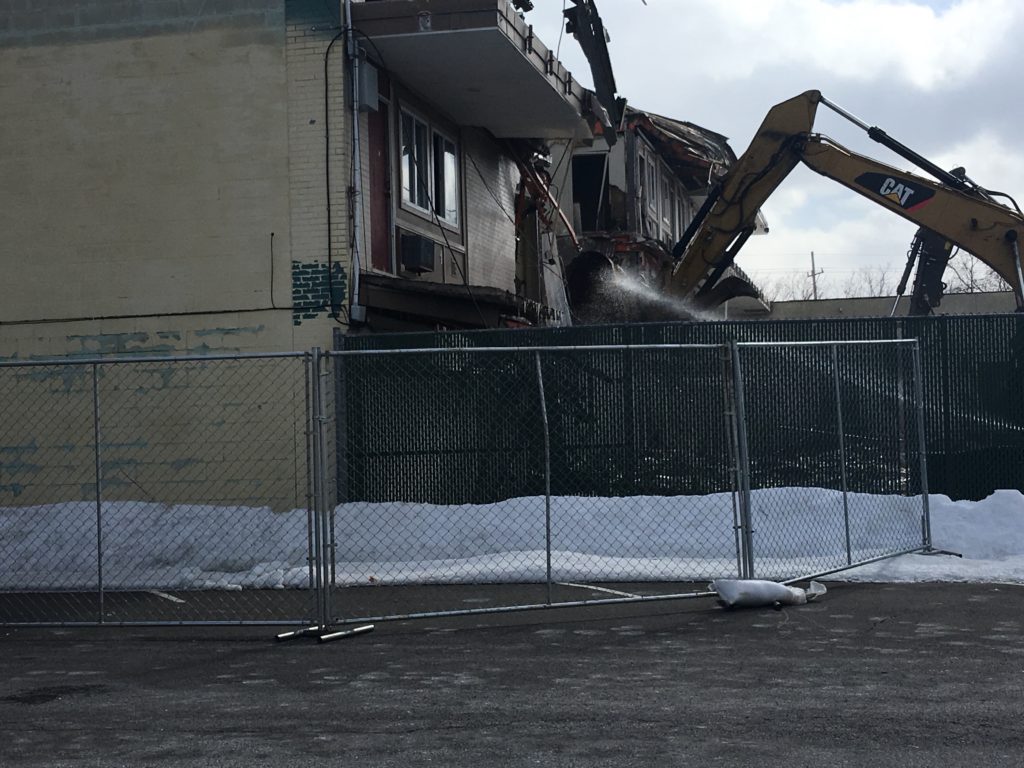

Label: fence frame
[0,350,317,627]
[322,339,932,626]
[727,338,932,583]
[0,340,932,628]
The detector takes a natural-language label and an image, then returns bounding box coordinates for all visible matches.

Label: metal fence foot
[275,623,375,643]
[317,624,375,644]
[922,548,964,558]
[275,625,322,642]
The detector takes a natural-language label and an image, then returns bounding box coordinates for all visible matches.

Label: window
[400,111,429,210]
[677,196,691,241]
[400,108,460,226]
[433,132,459,225]
[645,156,659,217]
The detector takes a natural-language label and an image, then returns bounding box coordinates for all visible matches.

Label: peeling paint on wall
[15,367,90,393]
[65,332,178,357]
[193,326,266,338]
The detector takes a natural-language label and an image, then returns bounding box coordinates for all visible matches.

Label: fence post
[309,348,328,629]
[911,342,933,550]
[729,343,755,579]
[92,363,104,624]
[319,350,336,625]
[830,345,852,565]
[723,346,744,579]
[535,352,553,604]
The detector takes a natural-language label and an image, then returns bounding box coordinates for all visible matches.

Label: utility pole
[809,251,824,300]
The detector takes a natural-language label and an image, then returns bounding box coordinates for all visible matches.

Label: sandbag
[711,579,827,608]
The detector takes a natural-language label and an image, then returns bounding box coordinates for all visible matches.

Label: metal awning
[351,0,593,140]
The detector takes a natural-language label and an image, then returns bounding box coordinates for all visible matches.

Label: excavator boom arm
[667,90,1024,310]
[667,90,822,298]
[799,139,1024,293]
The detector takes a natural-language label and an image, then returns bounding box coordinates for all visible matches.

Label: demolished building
[554,106,768,323]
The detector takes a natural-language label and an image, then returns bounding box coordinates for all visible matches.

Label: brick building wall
[462,127,518,292]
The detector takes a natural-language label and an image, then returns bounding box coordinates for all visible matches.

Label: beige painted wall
[1,30,291,322]
[0,0,350,359]
[0,2,348,509]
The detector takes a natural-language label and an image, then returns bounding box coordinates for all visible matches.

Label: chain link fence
[0,354,316,625]
[0,341,930,628]
[732,341,928,581]
[326,340,930,625]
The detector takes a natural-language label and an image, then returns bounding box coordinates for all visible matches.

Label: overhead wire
[465,152,516,226]
[344,24,489,327]
[412,160,490,329]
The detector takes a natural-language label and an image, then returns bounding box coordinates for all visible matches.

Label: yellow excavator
[670,90,1024,315]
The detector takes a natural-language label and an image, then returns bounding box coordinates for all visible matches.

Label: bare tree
[757,272,822,302]
[944,249,1011,294]
[839,266,894,298]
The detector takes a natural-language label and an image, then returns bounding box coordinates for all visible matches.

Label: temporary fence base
[276,623,375,644]
[922,548,964,558]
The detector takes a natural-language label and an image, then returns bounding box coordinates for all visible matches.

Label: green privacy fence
[336,314,1024,502]
[332,344,735,504]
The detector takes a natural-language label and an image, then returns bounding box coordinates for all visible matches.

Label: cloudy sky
[524,0,1024,297]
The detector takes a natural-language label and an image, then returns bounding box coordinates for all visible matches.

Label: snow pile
[835,490,1024,584]
[0,490,1022,589]
[0,501,311,591]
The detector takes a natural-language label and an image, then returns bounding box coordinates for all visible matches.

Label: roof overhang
[351,0,593,140]
[358,273,562,329]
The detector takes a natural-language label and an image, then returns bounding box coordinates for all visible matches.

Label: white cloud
[533,0,1020,92]
[659,0,1015,90]
[524,1,1024,293]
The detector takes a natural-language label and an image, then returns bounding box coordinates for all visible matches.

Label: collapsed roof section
[626,107,736,192]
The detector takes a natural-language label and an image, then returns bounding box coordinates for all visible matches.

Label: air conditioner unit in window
[400,231,435,274]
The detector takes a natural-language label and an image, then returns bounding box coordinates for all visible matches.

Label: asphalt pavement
[3,581,1024,767]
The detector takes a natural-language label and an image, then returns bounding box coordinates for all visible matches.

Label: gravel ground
[2,581,1024,767]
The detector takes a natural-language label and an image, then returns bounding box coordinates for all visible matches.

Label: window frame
[431,127,460,227]
[398,105,461,231]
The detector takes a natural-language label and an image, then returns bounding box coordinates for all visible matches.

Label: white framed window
[432,130,459,226]
[400,110,429,210]
[645,155,659,218]
[400,108,460,227]
[638,154,648,202]
[677,195,690,240]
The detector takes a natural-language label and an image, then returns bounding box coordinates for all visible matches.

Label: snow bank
[0,489,1021,590]
[837,490,1024,584]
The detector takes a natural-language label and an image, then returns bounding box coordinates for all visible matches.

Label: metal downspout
[345,0,366,323]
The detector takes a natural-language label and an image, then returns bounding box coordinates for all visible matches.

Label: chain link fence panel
[327,345,744,621]
[0,354,316,625]
[0,339,931,628]
[733,341,928,581]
